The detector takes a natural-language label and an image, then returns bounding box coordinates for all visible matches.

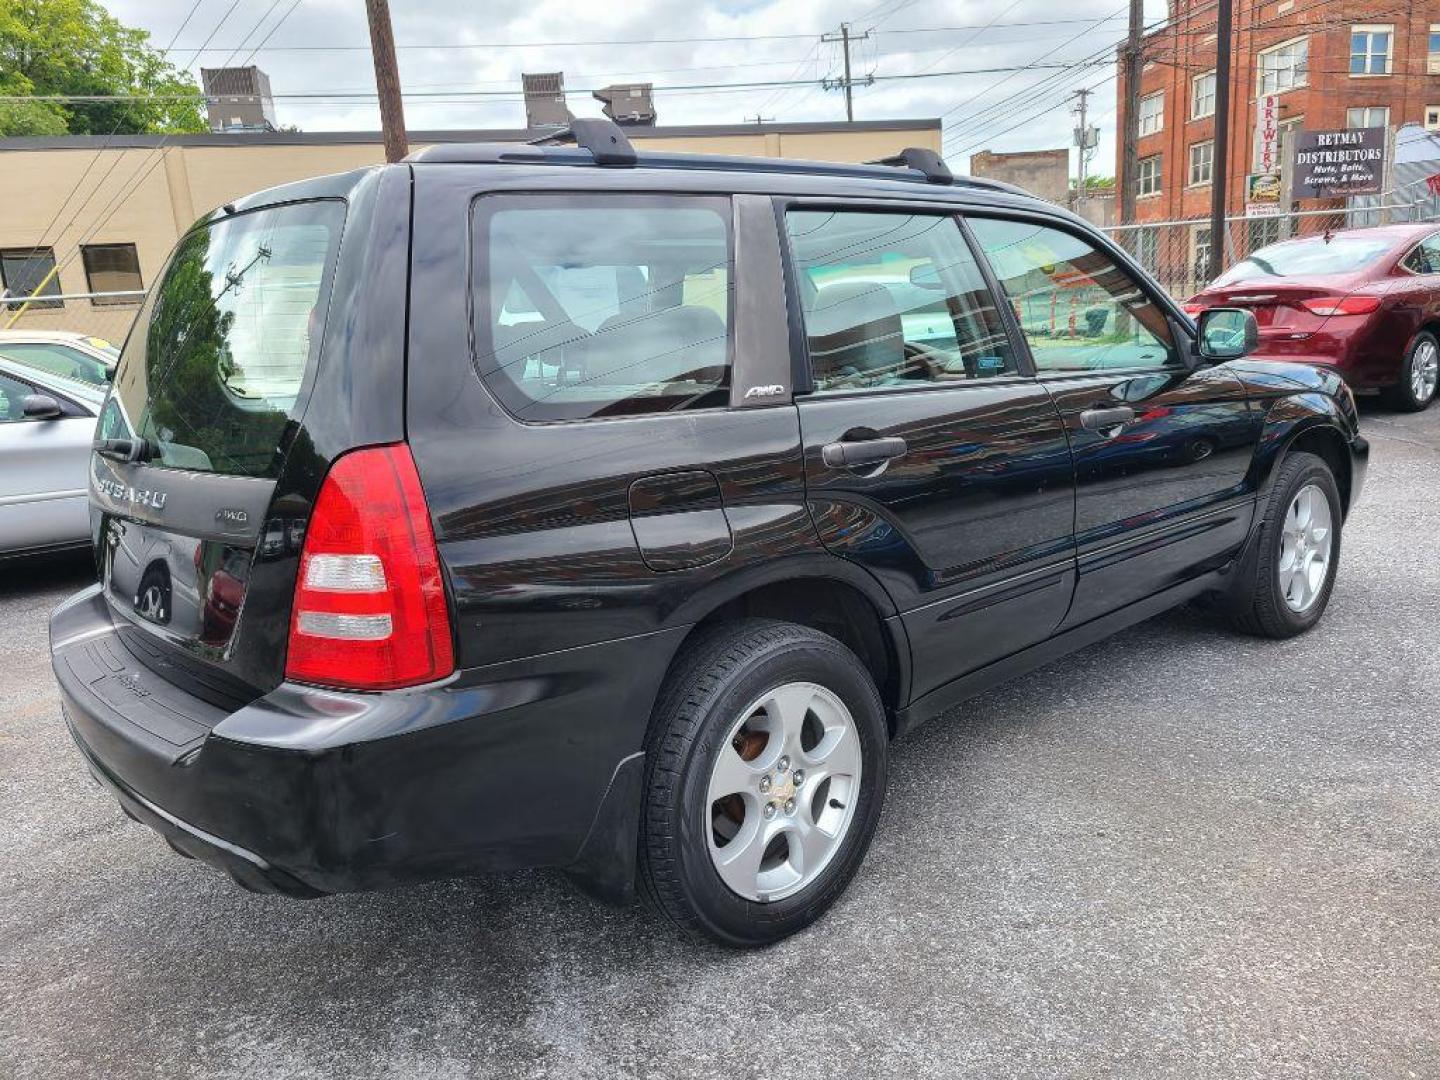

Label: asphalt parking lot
[2,404,1438,1080]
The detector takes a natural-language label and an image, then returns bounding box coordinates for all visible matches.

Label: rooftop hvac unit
[523,72,573,130]
[592,83,656,126]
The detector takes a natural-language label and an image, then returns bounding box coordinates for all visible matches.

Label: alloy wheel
[706,682,862,903]
[1278,483,1333,613]
[1412,339,1439,404]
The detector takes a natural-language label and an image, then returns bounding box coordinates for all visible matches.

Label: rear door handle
[821,436,909,468]
[1079,406,1137,432]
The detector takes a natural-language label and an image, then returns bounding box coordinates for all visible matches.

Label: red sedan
[1185,222,1440,411]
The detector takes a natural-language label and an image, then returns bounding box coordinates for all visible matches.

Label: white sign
[1253,94,1281,173]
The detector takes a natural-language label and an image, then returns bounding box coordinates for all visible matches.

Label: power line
[0,62,1114,106]
[160,17,1181,52]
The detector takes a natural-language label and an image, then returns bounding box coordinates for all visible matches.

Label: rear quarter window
[108,199,346,477]
[472,194,733,421]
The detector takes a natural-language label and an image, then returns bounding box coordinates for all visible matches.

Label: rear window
[0,342,109,387]
[473,195,732,421]
[1216,235,1393,284]
[106,200,345,477]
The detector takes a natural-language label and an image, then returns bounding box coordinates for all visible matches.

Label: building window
[1139,92,1164,136]
[1350,25,1394,76]
[1346,106,1390,130]
[1426,106,1440,131]
[1138,155,1162,197]
[1137,228,1159,274]
[1192,226,1213,282]
[1248,218,1283,254]
[1258,37,1308,95]
[1188,141,1214,186]
[1430,25,1440,74]
[80,244,144,305]
[0,248,62,310]
[1191,70,1216,119]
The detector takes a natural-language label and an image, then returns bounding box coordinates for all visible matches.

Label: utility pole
[365,0,408,163]
[1073,88,1094,218]
[821,23,873,122]
[745,114,775,125]
[1207,0,1234,280]
[1119,0,1144,237]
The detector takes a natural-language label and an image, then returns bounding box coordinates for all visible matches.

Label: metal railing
[1,289,146,346]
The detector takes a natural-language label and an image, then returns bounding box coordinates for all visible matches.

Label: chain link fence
[1,289,144,350]
[1103,204,1440,302]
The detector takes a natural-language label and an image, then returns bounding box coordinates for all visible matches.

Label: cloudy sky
[103,0,1168,176]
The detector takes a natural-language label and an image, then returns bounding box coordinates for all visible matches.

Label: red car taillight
[1299,295,1382,317]
[1181,301,1205,316]
[285,444,454,691]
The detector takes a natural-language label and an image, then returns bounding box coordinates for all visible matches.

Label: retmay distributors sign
[1293,127,1387,197]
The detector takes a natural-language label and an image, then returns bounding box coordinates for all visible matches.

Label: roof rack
[527,117,637,166]
[868,147,954,185]
[405,134,1026,197]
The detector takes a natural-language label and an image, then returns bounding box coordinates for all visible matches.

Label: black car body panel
[51,146,1369,904]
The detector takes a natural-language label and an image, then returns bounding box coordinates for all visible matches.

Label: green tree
[0,0,206,136]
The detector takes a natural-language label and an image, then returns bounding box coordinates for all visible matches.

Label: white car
[0,355,104,559]
[0,329,119,390]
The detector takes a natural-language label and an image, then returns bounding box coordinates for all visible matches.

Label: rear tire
[638,619,888,947]
[1383,331,1439,412]
[1224,451,1342,639]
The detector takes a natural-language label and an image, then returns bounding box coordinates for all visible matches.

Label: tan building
[0,119,941,339]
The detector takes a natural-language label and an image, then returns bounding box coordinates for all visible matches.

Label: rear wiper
[93,436,152,463]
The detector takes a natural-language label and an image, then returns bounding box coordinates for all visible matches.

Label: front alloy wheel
[1277,484,1334,614]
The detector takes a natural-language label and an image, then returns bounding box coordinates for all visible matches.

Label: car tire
[638,618,888,947]
[1383,331,1439,412]
[1225,451,1343,639]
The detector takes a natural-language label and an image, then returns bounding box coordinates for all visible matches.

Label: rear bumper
[50,584,681,899]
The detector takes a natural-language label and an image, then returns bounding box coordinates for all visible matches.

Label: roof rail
[868,147,954,185]
[527,117,637,166]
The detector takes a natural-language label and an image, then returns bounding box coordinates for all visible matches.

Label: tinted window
[81,243,144,304]
[0,343,108,386]
[109,200,345,477]
[969,217,1177,373]
[785,210,1016,392]
[474,196,732,421]
[1,247,61,310]
[1217,235,1392,283]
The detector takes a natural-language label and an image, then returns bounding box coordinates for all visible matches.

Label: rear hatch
[92,198,347,705]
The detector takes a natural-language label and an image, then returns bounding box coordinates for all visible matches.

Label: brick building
[1116,0,1440,287]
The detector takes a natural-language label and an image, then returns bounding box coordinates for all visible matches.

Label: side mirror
[1195,307,1259,362]
[21,394,62,420]
[908,263,944,290]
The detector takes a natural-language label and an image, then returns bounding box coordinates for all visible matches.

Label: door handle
[821,436,909,469]
[1079,406,1137,432]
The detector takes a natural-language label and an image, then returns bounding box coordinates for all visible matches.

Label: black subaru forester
[51,122,1367,946]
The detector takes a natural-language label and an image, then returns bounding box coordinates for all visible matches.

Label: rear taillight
[285,444,454,691]
[1181,301,1206,316]
[1299,295,1382,317]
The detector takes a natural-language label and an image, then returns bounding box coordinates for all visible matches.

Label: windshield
[0,342,110,386]
[1216,236,1393,284]
[107,200,345,477]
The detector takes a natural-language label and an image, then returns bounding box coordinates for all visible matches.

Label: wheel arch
[1251,394,1355,517]
[664,555,910,733]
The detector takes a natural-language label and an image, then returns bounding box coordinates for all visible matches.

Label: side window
[1403,235,1440,274]
[0,343,109,387]
[0,372,36,422]
[784,210,1017,392]
[968,217,1179,373]
[474,195,732,421]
